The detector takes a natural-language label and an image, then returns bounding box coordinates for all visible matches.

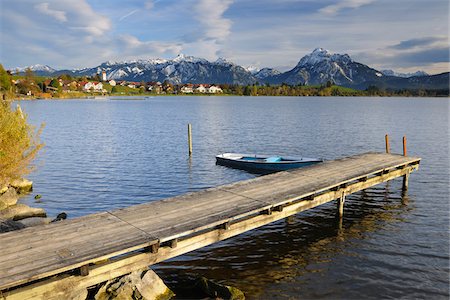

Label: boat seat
[265,156,282,162]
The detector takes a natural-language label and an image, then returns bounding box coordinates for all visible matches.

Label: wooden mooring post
[385,134,390,153]
[403,136,407,156]
[188,123,192,156]
[402,135,409,191]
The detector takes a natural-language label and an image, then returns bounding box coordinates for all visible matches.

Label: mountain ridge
[11,49,448,90]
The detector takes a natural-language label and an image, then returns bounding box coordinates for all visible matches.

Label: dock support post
[337,192,345,218]
[385,134,390,153]
[402,172,409,191]
[78,265,89,276]
[188,124,192,156]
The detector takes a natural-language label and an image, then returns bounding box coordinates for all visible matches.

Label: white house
[181,84,194,93]
[83,82,104,92]
[195,85,207,93]
[207,85,223,93]
[109,80,116,86]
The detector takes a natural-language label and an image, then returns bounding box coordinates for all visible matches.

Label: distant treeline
[220,82,449,97]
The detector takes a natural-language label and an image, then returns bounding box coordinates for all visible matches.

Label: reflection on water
[18,97,449,299]
[156,183,427,299]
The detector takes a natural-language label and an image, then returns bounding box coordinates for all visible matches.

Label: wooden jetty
[0,152,420,299]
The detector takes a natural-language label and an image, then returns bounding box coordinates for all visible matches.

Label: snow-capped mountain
[72,54,256,85]
[381,69,429,78]
[265,48,384,87]
[254,68,281,80]
[13,49,448,90]
[15,64,56,74]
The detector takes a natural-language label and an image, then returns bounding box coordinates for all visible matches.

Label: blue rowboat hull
[216,153,323,173]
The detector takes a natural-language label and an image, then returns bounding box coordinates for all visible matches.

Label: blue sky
[0,0,448,74]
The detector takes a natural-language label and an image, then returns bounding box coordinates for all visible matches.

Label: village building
[195,84,207,93]
[82,82,104,92]
[147,82,163,94]
[180,84,194,93]
[207,85,223,93]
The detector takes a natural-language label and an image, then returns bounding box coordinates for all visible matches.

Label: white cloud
[319,0,375,15]
[116,35,183,58]
[188,0,234,60]
[195,0,234,42]
[34,2,67,22]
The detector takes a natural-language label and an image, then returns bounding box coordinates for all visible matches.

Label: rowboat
[216,153,323,173]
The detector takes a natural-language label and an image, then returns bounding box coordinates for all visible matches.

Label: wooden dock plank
[0,152,421,292]
[0,213,158,290]
[110,188,271,242]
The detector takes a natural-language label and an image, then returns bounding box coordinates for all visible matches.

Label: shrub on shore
[0,101,43,187]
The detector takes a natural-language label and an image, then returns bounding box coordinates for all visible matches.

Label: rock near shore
[10,178,33,194]
[0,179,51,233]
[94,268,174,300]
[0,187,19,210]
[0,203,46,221]
[196,277,245,300]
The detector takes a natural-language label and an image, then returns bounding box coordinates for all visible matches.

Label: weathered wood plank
[0,213,158,290]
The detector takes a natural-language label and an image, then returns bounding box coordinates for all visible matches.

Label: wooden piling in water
[385,134,390,153]
[402,173,409,191]
[403,136,407,156]
[337,193,345,218]
[188,123,192,156]
[402,136,408,191]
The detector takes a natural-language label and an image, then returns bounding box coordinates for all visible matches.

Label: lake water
[19,96,449,299]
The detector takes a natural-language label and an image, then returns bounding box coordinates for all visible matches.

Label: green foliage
[49,79,60,88]
[58,74,73,81]
[0,102,44,186]
[0,64,12,93]
[14,68,42,96]
[231,83,366,96]
[102,83,112,93]
[24,68,35,82]
[109,85,141,95]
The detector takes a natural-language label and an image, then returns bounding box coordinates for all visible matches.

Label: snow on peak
[15,64,56,73]
[297,48,352,67]
[172,54,207,64]
[215,57,233,65]
[254,68,281,79]
[245,65,260,74]
[312,47,330,55]
[381,69,429,78]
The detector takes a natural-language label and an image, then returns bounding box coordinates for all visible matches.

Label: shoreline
[9,93,450,101]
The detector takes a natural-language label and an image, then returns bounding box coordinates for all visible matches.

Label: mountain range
[14,48,449,90]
